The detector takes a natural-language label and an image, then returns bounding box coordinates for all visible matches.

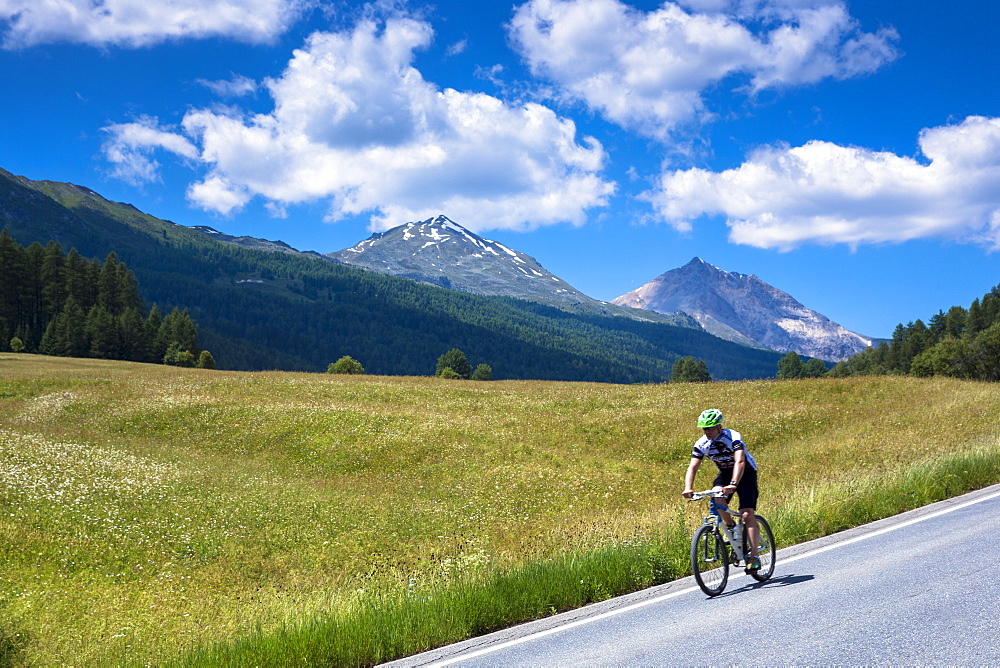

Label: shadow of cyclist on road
[714,573,815,598]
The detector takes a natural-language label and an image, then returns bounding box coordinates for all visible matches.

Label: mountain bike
[688,490,776,596]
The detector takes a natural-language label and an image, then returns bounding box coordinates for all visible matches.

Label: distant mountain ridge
[328,215,696,326]
[328,215,585,300]
[0,167,782,380]
[190,225,324,257]
[613,258,872,361]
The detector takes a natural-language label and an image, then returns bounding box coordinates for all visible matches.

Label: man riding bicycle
[682,408,761,571]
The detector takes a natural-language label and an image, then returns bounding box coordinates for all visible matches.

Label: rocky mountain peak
[613,258,872,361]
[328,215,576,295]
[345,215,514,260]
[327,216,700,326]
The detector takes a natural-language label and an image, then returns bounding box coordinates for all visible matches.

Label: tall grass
[180,538,690,667]
[183,448,998,667]
[0,354,997,665]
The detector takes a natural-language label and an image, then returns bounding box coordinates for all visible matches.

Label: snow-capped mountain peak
[327,215,698,326]
[328,215,583,297]
[613,257,873,361]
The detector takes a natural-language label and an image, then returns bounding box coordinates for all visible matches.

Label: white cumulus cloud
[102,116,200,185]
[102,17,615,231]
[647,116,1000,250]
[508,0,899,140]
[0,0,307,48]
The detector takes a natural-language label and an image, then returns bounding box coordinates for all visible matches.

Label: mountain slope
[328,215,696,326]
[329,215,584,299]
[613,257,872,361]
[0,168,782,381]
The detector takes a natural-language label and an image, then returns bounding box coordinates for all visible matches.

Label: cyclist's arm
[682,456,701,498]
[724,450,746,490]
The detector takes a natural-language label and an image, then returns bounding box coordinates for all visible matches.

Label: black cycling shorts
[713,465,759,510]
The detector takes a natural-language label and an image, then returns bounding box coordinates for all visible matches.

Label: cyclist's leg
[747,515,776,581]
[711,470,737,529]
[741,508,759,557]
[735,468,760,557]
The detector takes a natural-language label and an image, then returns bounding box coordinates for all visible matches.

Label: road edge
[382,482,1000,667]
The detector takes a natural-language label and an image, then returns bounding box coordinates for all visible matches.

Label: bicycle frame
[689,489,775,596]
[692,491,749,564]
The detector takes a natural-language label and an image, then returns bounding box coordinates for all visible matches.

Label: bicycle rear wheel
[691,524,729,596]
[744,515,776,581]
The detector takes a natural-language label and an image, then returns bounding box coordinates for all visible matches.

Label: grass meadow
[1,353,998,665]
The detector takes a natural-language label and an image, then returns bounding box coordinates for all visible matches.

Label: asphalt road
[387,483,1000,667]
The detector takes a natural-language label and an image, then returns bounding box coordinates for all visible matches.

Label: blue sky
[2,0,998,338]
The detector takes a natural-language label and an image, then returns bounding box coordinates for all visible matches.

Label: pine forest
[0,229,205,367]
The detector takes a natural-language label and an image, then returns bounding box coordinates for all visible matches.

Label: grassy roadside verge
[0,354,997,665]
[181,446,998,666]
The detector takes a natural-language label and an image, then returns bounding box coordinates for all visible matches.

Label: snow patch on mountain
[328,215,700,327]
[613,257,872,361]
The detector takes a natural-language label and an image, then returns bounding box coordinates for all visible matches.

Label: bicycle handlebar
[688,489,727,500]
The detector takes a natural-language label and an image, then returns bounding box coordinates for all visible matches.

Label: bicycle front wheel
[691,524,729,596]
[745,515,776,582]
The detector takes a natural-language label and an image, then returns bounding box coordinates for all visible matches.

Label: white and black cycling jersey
[691,428,757,471]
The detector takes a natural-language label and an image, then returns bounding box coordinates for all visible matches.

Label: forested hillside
[830,284,1000,381]
[0,230,205,366]
[0,167,783,380]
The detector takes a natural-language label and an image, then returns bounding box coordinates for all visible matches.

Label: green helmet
[697,408,724,428]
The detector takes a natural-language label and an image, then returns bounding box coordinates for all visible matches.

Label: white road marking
[428,488,1000,666]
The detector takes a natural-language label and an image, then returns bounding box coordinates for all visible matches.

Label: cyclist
[681,408,761,570]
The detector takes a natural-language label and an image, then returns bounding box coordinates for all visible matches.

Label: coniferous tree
[23,242,46,346]
[967,299,986,336]
[97,252,143,316]
[157,308,199,358]
[40,295,89,357]
[40,241,66,318]
[62,296,89,358]
[64,248,95,310]
[86,305,120,359]
[928,310,947,338]
[98,252,123,315]
[984,287,1000,323]
[943,306,967,339]
[144,305,164,362]
[0,228,27,345]
[38,318,58,356]
[836,282,1000,382]
[119,308,147,361]
[0,232,203,366]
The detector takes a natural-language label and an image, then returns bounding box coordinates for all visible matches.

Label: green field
[1,354,997,665]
